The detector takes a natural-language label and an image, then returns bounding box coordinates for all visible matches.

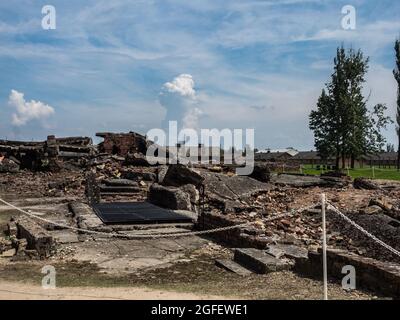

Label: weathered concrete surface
[199,170,270,213]
[148,183,192,211]
[215,259,253,276]
[103,179,139,187]
[52,230,80,244]
[99,184,141,194]
[16,218,54,257]
[266,244,308,260]
[271,174,347,188]
[67,236,209,274]
[234,248,290,274]
[68,202,107,231]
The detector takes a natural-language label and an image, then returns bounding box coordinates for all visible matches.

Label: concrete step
[117,227,194,236]
[266,244,308,260]
[99,185,141,193]
[234,248,291,274]
[103,179,139,187]
[215,259,253,276]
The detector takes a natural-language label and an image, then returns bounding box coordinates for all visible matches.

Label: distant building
[255,148,298,162]
[363,152,398,167]
[290,151,326,167]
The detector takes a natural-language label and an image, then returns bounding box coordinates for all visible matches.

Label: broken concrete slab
[161,164,204,188]
[148,183,192,211]
[369,198,393,212]
[199,170,270,213]
[16,218,55,258]
[68,202,106,231]
[266,244,308,260]
[360,205,383,215]
[234,248,290,274]
[215,259,253,276]
[271,173,347,188]
[103,179,139,187]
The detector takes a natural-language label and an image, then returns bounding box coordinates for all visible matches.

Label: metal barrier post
[321,193,328,300]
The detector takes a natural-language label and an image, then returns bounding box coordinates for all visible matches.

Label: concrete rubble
[1,130,400,298]
[13,218,55,258]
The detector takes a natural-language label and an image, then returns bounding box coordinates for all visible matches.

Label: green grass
[287,165,400,181]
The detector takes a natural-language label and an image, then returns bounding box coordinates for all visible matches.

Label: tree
[386,143,395,152]
[366,103,392,154]
[309,46,391,169]
[394,39,400,169]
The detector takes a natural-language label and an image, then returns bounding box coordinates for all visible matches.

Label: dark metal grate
[92,202,193,225]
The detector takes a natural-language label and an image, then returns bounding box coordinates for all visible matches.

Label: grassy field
[297,165,400,181]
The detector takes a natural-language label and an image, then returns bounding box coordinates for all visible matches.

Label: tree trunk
[351,155,355,169]
[398,134,400,171]
[341,153,345,170]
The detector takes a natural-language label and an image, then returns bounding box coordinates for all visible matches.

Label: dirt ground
[0,251,380,300]
[0,281,230,300]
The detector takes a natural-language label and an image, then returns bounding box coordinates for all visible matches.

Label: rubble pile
[0,136,95,172]
[1,130,400,269]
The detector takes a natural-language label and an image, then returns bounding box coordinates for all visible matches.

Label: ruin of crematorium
[1,131,400,299]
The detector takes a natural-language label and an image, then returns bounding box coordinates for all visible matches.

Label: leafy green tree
[309,46,391,169]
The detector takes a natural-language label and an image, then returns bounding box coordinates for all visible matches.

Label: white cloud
[9,90,55,126]
[162,74,196,99]
[182,107,203,130]
[159,74,203,130]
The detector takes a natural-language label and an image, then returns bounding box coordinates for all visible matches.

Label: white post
[321,193,328,300]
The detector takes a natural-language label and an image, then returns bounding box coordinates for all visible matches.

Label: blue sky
[0,0,399,149]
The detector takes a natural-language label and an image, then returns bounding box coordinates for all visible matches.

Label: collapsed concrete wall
[96,132,150,157]
[0,135,95,171]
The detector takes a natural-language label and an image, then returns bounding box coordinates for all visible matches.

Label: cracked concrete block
[16,218,54,258]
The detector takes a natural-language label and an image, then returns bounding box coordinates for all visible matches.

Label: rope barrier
[327,201,400,258]
[0,198,315,239]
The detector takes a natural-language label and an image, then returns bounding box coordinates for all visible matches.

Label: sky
[0,0,399,150]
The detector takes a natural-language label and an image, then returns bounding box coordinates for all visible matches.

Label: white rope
[327,202,400,258]
[0,197,315,239]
